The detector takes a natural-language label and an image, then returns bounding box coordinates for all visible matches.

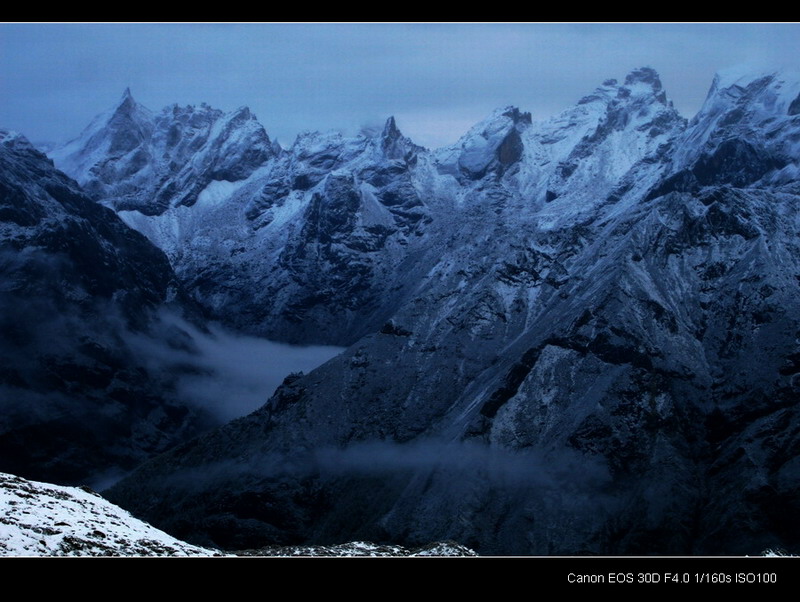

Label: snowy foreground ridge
[0,472,222,556]
[0,472,475,557]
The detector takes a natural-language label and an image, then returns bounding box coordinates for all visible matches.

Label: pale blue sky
[2,23,799,149]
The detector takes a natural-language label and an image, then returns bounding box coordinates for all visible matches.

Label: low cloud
[160,437,611,497]
[313,438,611,491]
[129,313,344,422]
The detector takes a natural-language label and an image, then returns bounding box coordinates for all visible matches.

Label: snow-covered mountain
[52,93,428,343]
[51,89,275,216]
[50,70,685,346]
[0,131,217,487]
[45,67,800,555]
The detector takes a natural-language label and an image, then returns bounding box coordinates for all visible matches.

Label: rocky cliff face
[56,68,800,555]
[0,131,215,487]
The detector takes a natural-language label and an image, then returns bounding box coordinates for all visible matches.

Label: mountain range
[1,66,799,555]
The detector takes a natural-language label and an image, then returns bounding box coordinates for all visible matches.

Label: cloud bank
[129,314,344,422]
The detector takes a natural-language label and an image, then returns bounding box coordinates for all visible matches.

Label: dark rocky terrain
[0,131,215,487]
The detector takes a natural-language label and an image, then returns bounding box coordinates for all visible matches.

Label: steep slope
[0,132,215,487]
[103,69,800,555]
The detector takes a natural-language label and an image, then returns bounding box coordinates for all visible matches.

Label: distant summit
[50,92,274,215]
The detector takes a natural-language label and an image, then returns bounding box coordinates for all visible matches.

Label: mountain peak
[112,87,140,118]
[381,116,420,160]
[0,130,44,162]
[119,87,134,103]
[501,106,532,126]
[624,67,663,91]
[711,64,782,91]
[0,129,26,146]
[233,106,253,120]
[382,115,400,140]
[705,65,800,108]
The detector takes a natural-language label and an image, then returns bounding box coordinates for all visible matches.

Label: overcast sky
[2,23,800,149]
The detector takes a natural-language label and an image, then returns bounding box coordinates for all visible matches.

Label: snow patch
[195,179,245,210]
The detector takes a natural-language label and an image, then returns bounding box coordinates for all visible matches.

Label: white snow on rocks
[0,472,224,556]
